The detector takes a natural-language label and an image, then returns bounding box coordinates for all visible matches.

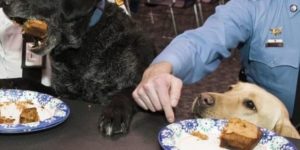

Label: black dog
[0,0,156,136]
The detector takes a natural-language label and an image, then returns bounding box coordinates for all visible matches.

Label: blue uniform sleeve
[152,0,255,84]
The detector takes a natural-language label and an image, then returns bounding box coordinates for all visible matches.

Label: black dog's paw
[98,102,134,137]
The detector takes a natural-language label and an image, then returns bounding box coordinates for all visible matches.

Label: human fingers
[155,79,175,123]
[132,89,148,110]
[170,77,183,107]
[136,88,156,112]
[132,86,149,110]
[142,82,162,111]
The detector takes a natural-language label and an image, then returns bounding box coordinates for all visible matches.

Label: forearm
[152,0,254,84]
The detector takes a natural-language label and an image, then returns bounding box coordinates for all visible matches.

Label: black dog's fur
[1,0,156,136]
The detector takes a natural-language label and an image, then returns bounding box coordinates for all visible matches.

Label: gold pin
[115,0,124,6]
[266,27,284,47]
[270,27,282,36]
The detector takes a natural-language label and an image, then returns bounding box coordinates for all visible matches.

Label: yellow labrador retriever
[192,82,300,139]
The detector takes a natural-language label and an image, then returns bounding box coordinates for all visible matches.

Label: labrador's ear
[62,0,97,21]
[274,117,300,139]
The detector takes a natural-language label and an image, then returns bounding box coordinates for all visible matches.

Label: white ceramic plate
[0,89,70,133]
[158,118,297,150]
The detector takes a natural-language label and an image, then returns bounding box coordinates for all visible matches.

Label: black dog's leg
[98,87,139,137]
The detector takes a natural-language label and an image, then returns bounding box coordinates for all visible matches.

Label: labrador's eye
[243,99,257,111]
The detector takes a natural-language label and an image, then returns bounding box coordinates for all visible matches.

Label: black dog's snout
[197,93,215,107]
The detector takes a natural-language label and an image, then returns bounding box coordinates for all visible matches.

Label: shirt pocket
[249,46,299,69]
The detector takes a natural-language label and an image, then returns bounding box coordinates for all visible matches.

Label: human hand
[132,62,183,123]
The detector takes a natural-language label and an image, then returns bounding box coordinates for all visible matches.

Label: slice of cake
[19,107,40,124]
[0,116,15,124]
[23,19,48,39]
[220,118,262,150]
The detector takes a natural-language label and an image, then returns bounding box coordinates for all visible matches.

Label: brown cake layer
[23,19,48,39]
[19,107,40,124]
[220,118,262,150]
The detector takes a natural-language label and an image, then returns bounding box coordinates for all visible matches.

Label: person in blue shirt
[132,0,300,125]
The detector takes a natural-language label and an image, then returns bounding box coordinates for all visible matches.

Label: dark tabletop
[0,99,167,150]
[0,99,299,150]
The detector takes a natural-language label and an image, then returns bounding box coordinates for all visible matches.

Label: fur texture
[1,0,156,136]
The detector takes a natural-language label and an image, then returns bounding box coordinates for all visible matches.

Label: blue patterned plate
[158,118,297,150]
[0,89,70,133]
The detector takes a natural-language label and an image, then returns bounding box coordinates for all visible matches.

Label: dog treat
[19,107,40,124]
[23,19,48,39]
[0,116,15,124]
[191,131,208,140]
[220,118,262,150]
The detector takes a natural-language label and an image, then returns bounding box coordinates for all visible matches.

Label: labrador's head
[192,82,300,139]
[0,0,97,55]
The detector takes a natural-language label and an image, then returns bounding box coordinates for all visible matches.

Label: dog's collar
[89,0,105,27]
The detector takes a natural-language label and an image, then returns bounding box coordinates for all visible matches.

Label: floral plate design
[158,118,297,150]
[0,89,70,133]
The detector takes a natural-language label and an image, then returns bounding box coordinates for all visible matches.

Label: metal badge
[270,27,282,36]
[266,27,284,47]
[290,4,298,12]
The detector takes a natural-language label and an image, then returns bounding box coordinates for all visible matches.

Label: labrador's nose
[197,93,215,107]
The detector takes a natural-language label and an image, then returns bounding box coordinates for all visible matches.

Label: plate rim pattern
[158,118,298,150]
[0,89,70,134]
